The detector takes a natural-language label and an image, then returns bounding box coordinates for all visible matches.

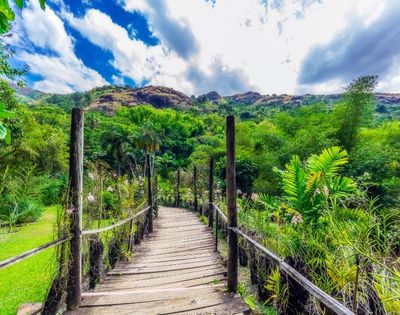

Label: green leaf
[4,126,10,144]
[0,111,15,118]
[39,0,45,10]
[15,0,23,9]
[0,12,10,34]
[0,123,6,140]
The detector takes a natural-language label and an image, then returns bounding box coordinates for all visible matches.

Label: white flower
[124,179,129,185]
[322,185,329,196]
[250,193,257,201]
[107,186,114,192]
[66,206,75,215]
[291,214,303,224]
[237,189,242,195]
[315,188,321,195]
[88,172,94,180]
[87,192,95,203]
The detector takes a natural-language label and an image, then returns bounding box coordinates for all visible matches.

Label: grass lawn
[0,206,59,315]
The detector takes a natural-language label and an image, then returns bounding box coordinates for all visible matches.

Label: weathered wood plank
[65,206,249,314]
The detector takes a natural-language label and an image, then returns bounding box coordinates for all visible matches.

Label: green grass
[0,206,59,315]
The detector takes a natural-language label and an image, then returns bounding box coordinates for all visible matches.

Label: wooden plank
[104,265,226,282]
[65,206,249,315]
[108,261,223,275]
[96,273,226,291]
[81,286,226,306]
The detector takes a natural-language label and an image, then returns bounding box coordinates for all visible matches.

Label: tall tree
[336,75,378,152]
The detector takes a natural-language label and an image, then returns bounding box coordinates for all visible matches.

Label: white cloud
[9,0,398,95]
[118,0,388,95]
[7,0,107,93]
[63,7,194,93]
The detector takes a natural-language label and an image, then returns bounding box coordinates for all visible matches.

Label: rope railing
[0,205,152,272]
[213,203,228,223]
[82,206,150,235]
[209,202,354,315]
[230,227,354,315]
[0,236,70,271]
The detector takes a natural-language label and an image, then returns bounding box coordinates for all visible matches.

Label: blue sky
[6,0,400,95]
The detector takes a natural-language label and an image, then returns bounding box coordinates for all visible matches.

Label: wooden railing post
[154,168,158,218]
[146,154,153,233]
[67,108,84,310]
[208,157,214,228]
[176,169,181,207]
[226,115,238,293]
[194,165,198,213]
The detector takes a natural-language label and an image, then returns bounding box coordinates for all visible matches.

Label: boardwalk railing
[0,107,157,313]
[158,115,355,315]
[212,203,354,315]
[0,236,70,270]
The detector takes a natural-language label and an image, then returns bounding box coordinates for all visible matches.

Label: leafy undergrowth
[0,206,59,315]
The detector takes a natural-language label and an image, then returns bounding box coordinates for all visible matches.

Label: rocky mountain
[12,83,400,117]
[87,86,193,114]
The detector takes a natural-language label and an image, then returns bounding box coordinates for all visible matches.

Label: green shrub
[37,175,66,206]
[0,195,44,225]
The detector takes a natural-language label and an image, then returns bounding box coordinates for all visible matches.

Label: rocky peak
[89,85,193,114]
[196,91,223,103]
[225,91,263,105]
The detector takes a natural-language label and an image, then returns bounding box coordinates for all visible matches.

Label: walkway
[67,206,250,314]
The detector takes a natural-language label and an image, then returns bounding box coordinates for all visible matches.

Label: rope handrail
[230,226,355,315]
[82,205,151,235]
[209,201,353,315]
[0,235,70,271]
[212,203,228,223]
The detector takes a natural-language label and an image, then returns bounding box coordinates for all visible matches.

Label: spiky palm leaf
[281,155,308,212]
[307,146,349,177]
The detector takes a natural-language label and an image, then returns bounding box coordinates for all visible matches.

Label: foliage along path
[66,206,250,314]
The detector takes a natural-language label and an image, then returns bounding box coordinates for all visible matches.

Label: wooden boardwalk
[66,206,250,314]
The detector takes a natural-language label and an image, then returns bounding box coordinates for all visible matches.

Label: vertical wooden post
[208,157,214,228]
[176,169,181,207]
[128,218,134,252]
[154,167,158,218]
[226,115,238,293]
[146,154,153,233]
[215,210,218,252]
[67,108,83,310]
[194,165,198,213]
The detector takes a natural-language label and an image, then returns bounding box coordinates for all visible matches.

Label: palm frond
[281,155,308,211]
[307,146,349,177]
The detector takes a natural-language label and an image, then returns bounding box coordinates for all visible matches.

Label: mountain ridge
[13,84,400,116]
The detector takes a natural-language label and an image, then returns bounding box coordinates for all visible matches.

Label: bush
[37,175,66,206]
[0,195,44,225]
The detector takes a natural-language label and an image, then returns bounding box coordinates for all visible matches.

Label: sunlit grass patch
[0,206,58,315]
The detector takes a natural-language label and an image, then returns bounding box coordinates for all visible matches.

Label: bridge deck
[66,206,249,314]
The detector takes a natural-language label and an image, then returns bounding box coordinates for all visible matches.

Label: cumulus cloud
[120,0,385,95]
[299,0,400,88]
[123,0,199,60]
[7,1,107,93]
[187,60,254,95]
[9,0,400,95]
[63,8,192,91]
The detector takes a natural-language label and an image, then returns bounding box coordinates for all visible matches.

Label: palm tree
[155,153,176,178]
[133,121,161,154]
[101,124,137,174]
[276,146,355,223]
